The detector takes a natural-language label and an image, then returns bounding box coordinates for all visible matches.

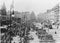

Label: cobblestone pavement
[48,29,60,43]
[28,31,40,43]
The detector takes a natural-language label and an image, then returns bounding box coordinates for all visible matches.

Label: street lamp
[9,0,14,43]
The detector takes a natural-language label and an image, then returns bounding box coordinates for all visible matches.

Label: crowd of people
[0,16,60,43]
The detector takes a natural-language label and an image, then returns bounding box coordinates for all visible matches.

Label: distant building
[11,11,31,20]
[1,3,7,15]
[0,10,1,16]
[0,10,1,21]
[59,3,60,22]
[46,10,56,22]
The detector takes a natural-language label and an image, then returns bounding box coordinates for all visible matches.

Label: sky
[0,0,59,14]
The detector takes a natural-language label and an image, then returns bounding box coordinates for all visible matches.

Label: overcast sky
[0,0,59,14]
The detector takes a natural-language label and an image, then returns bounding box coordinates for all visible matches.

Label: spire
[10,0,15,17]
[1,2,7,15]
[1,2,6,10]
[10,0,14,10]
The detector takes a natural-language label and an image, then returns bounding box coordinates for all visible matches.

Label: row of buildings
[0,3,37,23]
[0,2,60,23]
[37,3,60,24]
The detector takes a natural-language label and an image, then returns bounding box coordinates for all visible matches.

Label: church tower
[1,2,7,15]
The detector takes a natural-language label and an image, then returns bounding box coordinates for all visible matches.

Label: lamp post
[9,0,14,43]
